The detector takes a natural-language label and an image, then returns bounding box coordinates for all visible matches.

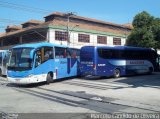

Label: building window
[78,34,90,43]
[55,31,68,41]
[113,38,121,45]
[97,36,107,44]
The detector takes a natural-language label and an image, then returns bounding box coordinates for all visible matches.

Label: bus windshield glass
[8,48,33,71]
[0,52,2,65]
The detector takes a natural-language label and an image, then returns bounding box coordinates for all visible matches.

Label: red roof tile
[21,19,44,25]
[44,12,132,30]
[6,25,22,30]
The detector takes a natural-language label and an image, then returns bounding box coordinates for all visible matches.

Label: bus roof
[82,46,153,51]
[12,42,67,49]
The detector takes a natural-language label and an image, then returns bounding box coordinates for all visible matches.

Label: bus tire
[46,73,52,84]
[113,68,120,78]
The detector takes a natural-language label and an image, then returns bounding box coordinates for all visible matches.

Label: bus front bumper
[7,74,47,84]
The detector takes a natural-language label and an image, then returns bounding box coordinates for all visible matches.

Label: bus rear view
[80,46,97,76]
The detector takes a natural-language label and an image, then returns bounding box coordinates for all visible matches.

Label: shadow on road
[81,73,160,89]
[6,77,74,88]
[114,73,160,89]
[6,82,46,88]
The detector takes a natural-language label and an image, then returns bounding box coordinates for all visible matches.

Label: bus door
[34,47,54,79]
[68,48,80,76]
[54,47,69,79]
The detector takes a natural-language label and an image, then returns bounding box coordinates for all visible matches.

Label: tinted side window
[98,49,124,59]
[44,47,53,61]
[68,48,80,58]
[55,47,67,58]
[98,49,110,59]
[35,47,53,67]
[98,48,156,60]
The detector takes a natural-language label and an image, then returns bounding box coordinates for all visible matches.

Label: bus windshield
[0,52,2,65]
[8,48,33,71]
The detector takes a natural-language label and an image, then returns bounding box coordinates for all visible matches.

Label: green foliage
[132,11,154,28]
[152,18,160,48]
[127,11,160,49]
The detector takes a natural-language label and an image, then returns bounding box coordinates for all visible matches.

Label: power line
[0,26,6,28]
[0,1,52,14]
[0,18,23,24]
[0,18,23,31]
[0,1,50,11]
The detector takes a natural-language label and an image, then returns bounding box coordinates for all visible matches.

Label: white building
[0,12,132,49]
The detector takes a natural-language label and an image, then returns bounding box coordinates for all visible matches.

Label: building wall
[0,26,127,50]
[47,28,127,49]
[0,17,130,50]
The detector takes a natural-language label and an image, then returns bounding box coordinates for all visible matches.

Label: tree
[127,11,160,49]
[152,18,160,49]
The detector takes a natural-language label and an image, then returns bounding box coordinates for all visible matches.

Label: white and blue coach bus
[80,46,158,78]
[7,42,80,84]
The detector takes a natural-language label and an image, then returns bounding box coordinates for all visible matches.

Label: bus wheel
[46,73,52,84]
[114,69,120,78]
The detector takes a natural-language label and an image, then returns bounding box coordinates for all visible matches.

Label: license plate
[15,79,20,82]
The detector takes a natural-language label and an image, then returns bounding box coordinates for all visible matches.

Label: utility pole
[65,12,76,47]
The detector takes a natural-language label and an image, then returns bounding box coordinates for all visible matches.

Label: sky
[0,0,160,32]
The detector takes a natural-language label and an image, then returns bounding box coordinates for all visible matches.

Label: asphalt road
[0,73,160,118]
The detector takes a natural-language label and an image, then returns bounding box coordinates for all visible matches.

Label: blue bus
[7,42,80,84]
[80,46,158,78]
